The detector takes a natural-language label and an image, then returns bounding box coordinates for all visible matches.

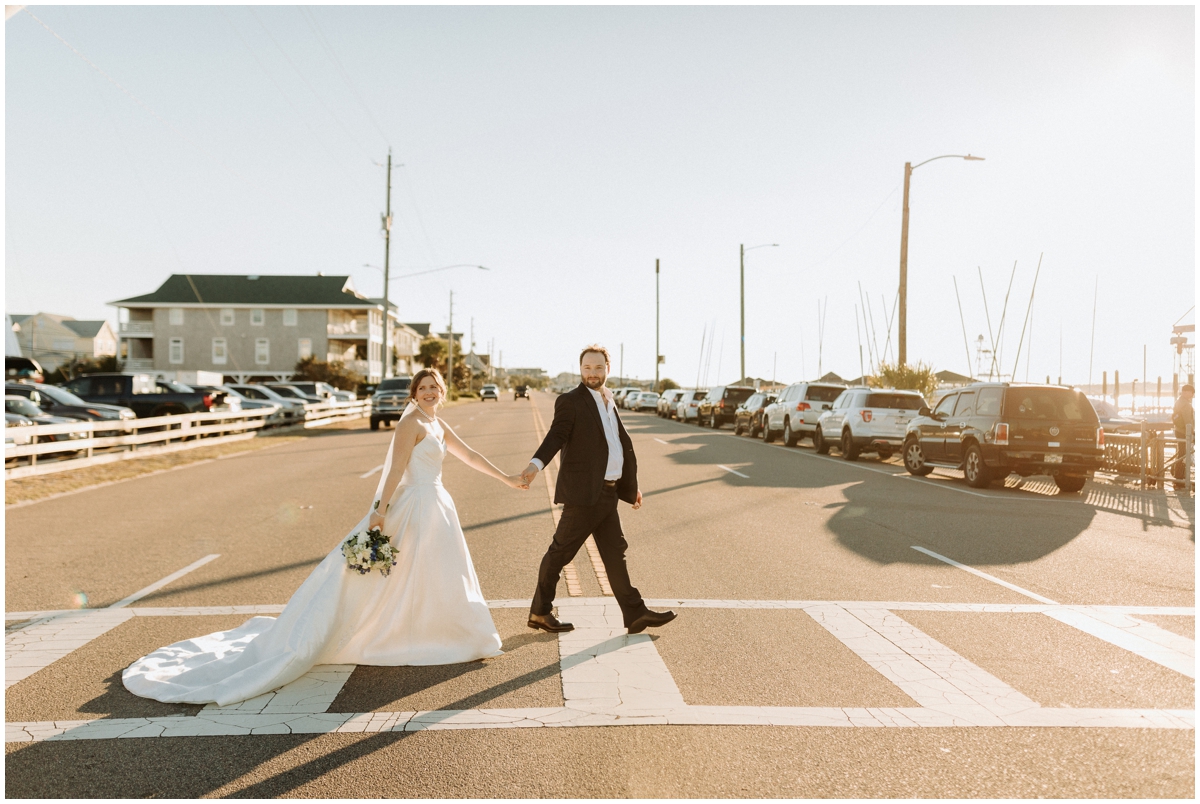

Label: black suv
[902,383,1103,492]
[513,384,530,400]
[734,391,776,437]
[696,385,756,429]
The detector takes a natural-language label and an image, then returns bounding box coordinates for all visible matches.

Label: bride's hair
[407,367,447,408]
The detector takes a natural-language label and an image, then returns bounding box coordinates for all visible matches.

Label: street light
[364,263,489,378]
[897,154,984,366]
[740,243,778,383]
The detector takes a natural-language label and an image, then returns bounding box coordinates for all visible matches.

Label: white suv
[815,388,926,460]
[658,389,685,418]
[675,389,707,422]
[480,384,499,401]
[762,382,846,445]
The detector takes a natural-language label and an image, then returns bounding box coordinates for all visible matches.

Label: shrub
[870,361,938,399]
[293,356,365,391]
[656,378,680,394]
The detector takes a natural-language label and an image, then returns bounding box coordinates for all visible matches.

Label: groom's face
[580,352,609,389]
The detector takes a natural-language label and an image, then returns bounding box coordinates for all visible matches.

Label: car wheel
[963,444,991,488]
[710,413,721,429]
[734,422,744,436]
[763,420,776,443]
[814,426,830,454]
[1054,474,1087,493]
[841,429,860,461]
[877,448,893,461]
[370,418,379,431]
[904,438,933,476]
[783,419,799,447]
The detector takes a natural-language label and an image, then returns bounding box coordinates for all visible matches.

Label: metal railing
[119,321,154,335]
[1100,422,1193,490]
[5,399,371,478]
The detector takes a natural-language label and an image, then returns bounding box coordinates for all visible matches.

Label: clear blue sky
[5,5,1194,386]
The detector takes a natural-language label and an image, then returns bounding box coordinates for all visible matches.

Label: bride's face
[414,377,443,407]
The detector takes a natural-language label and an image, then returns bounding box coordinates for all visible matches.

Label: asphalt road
[5,392,1195,797]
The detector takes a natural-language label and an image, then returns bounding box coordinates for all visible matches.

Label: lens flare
[70,591,89,609]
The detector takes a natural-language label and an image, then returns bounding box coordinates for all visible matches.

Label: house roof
[110,275,377,307]
[404,323,432,337]
[935,369,974,383]
[817,371,847,383]
[60,320,109,338]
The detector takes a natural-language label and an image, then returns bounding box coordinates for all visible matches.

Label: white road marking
[910,546,1059,605]
[7,598,1192,741]
[1043,608,1195,679]
[359,464,384,479]
[654,438,671,445]
[109,554,222,609]
[717,464,750,478]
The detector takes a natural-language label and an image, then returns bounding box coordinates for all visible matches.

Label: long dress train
[122,415,502,706]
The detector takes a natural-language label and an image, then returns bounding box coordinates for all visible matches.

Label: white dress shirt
[531,386,624,481]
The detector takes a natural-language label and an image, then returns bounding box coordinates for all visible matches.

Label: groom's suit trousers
[531,484,646,625]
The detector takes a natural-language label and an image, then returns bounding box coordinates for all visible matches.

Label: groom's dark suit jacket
[533,383,639,507]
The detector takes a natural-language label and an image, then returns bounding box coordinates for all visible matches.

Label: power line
[299,6,391,147]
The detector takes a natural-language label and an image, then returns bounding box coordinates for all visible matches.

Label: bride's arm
[368,414,422,529]
[443,423,528,489]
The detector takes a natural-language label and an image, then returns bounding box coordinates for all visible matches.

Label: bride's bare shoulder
[395,409,427,441]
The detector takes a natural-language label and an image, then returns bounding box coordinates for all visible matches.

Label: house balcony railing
[120,321,154,336]
[124,358,154,371]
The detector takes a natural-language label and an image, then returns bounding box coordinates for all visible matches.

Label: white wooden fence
[5,399,370,479]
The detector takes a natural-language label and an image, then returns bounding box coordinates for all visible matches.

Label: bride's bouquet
[341,527,396,576]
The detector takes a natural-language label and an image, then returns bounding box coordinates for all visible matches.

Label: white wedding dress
[123,414,503,706]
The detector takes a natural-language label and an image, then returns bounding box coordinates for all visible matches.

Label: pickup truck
[62,373,233,418]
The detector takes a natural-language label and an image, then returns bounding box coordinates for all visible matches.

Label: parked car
[628,391,660,411]
[5,356,44,383]
[5,381,135,422]
[762,382,847,445]
[514,384,530,400]
[658,389,685,418]
[156,379,242,412]
[5,411,35,447]
[675,389,708,423]
[189,384,288,425]
[734,391,776,437]
[697,385,756,429]
[286,381,343,402]
[1088,397,1141,434]
[371,376,412,430]
[902,383,1103,492]
[480,384,499,402]
[613,387,640,409]
[63,373,230,418]
[4,395,89,442]
[265,383,323,404]
[227,384,308,422]
[815,388,925,460]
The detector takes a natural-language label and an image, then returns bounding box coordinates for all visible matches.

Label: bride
[123,368,529,706]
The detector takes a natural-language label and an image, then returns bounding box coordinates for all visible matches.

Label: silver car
[762,382,847,445]
[658,389,685,418]
[675,389,708,423]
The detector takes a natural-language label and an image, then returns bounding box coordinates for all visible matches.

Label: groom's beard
[583,376,606,389]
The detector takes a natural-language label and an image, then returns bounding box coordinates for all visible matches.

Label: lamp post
[740,243,778,383]
[897,154,984,367]
[365,263,488,378]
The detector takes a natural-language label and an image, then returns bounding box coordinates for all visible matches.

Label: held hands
[506,473,530,491]
[520,462,540,486]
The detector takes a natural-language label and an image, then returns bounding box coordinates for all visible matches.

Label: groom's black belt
[603,479,619,488]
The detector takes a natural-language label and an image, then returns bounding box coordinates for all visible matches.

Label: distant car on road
[675,389,707,423]
[697,385,756,429]
[480,384,499,402]
[815,388,925,460]
[763,382,847,445]
[628,391,659,411]
[371,376,412,430]
[902,383,1102,493]
[514,384,530,400]
[658,389,685,418]
[734,391,776,437]
[5,381,135,423]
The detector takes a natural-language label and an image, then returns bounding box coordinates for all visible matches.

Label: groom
[521,345,676,635]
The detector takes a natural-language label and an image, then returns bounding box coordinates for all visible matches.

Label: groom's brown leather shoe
[527,612,574,633]
[627,609,676,634]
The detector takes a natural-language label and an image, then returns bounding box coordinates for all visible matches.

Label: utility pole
[740,244,745,382]
[381,149,394,379]
[447,290,454,394]
[655,259,660,392]
[897,162,912,367]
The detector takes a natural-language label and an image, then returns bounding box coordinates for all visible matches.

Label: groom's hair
[579,344,611,366]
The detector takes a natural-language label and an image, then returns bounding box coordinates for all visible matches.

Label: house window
[250,308,265,326]
[169,337,184,364]
[298,338,312,360]
[169,308,184,325]
[220,308,235,326]
[283,308,298,326]
[255,338,270,365]
[212,338,228,365]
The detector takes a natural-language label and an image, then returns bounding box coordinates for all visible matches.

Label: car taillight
[796,402,810,412]
[994,422,1009,446]
[719,400,725,409]
[860,410,872,422]
[690,402,698,407]
[1096,427,1105,448]
[202,394,213,410]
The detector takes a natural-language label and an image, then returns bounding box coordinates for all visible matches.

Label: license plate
[1044,453,1063,464]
